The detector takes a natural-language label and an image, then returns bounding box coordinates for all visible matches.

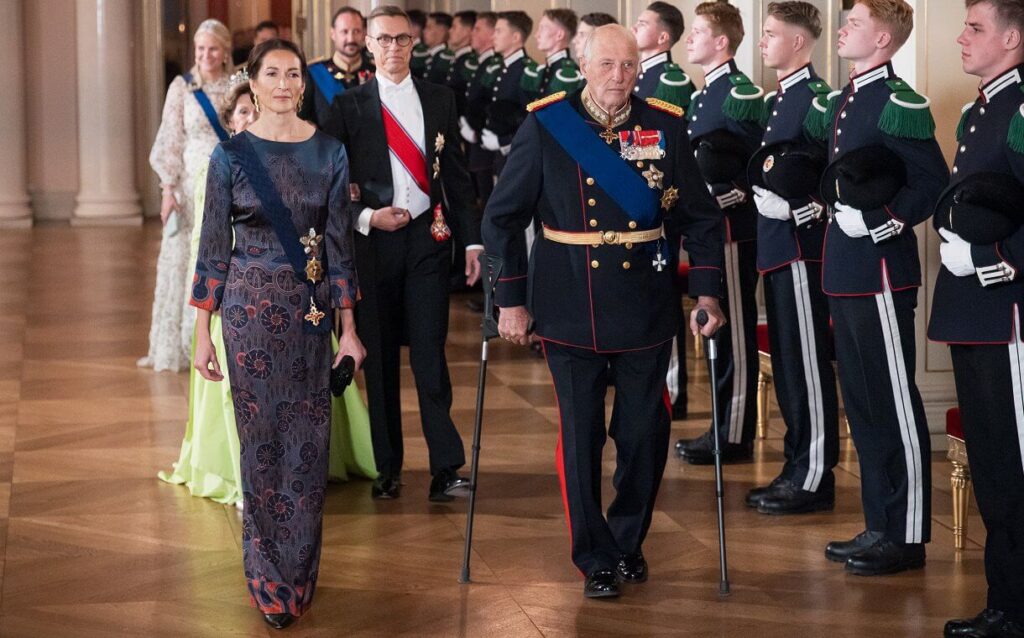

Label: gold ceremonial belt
[543,224,664,246]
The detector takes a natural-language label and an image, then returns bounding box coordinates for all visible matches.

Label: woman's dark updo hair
[246,38,308,83]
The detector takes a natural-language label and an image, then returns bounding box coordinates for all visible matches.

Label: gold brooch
[300,228,324,283]
[304,299,326,326]
[660,186,679,210]
[642,164,664,190]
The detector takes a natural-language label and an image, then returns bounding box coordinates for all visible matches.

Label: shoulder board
[728,72,752,87]
[956,100,974,141]
[724,82,766,123]
[807,79,832,96]
[524,58,539,70]
[1008,103,1024,154]
[764,90,778,103]
[485,63,502,75]
[554,68,583,84]
[465,60,480,71]
[879,79,935,139]
[439,51,456,61]
[524,65,541,78]
[527,91,567,112]
[308,56,329,66]
[664,62,681,71]
[658,69,691,87]
[646,97,683,118]
[820,89,844,126]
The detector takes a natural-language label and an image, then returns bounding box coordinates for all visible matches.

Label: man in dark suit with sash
[300,7,375,128]
[323,5,482,503]
[483,25,725,599]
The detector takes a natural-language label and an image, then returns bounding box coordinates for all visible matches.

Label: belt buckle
[601,230,620,245]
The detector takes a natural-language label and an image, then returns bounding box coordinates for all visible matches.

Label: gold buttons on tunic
[591,260,600,269]
[628,221,637,229]
[622,261,631,270]
[634,125,642,131]
[586,177,595,185]
[636,161,644,168]
[588,198,596,206]
[624,242,633,249]
[589,219,598,227]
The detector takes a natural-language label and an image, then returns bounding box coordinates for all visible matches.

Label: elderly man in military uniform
[532,9,584,98]
[744,1,839,516]
[675,1,766,465]
[817,0,947,576]
[480,11,537,165]
[931,2,1024,635]
[300,7,375,128]
[483,24,725,600]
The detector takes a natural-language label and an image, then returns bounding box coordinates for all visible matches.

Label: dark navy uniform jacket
[445,46,476,115]
[463,50,500,173]
[299,51,375,128]
[821,62,949,295]
[929,65,1024,344]
[482,92,724,352]
[490,49,536,145]
[757,64,829,273]
[537,49,583,97]
[687,59,765,243]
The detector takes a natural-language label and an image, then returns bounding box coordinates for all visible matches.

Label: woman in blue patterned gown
[191,39,364,631]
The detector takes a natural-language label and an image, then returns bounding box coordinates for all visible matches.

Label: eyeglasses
[370,33,413,48]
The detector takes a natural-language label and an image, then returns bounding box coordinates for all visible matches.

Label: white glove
[499,144,511,156]
[459,116,477,144]
[833,202,870,238]
[752,186,791,221]
[481,128,501,151]
[939,228,975,276]
[712,186,747,209]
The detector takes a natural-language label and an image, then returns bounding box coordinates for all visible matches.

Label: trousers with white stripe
[830,287,931,544]
[764,262,839,493]
[706,240,760,446]
[950,331,1024,621]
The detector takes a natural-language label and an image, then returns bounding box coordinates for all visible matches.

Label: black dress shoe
[584,569,620,599]
[757,483,835,515]
[429,469,471,502]
[675,430,712,458]
[745,477,790,508]
[371,473,401,499]
[945,609,1024,637]
[845,539,925,576]
[824,530,884,563]
[685,442,753,465]
[616,552,648,584]
[263,613,295,630]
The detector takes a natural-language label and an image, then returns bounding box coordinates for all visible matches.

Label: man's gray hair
[581,24,639,62]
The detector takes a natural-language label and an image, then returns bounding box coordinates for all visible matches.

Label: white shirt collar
[376,73,414,94]
[851,63,891,92]
[641,51,669,73]
[779,65,811,93]
[981,67,1022,102]
[546,49,568,64]
[427,43,446,56]
[704,59,733,86]
[478,49,495,62]
[503,48,525,67]
[455,45,473,58]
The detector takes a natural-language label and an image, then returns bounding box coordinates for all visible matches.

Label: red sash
[380,104,430,196]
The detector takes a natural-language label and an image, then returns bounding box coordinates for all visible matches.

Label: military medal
[619,130,666,161]
[430,204,452,242]
[433,133,445,178]
[304,299,326,326]
[600,128,618,145]
[642,163,664,190]
[660,186,679,210]
[653,253,667,272]
[435,132,446,153]
[300,228,324,283]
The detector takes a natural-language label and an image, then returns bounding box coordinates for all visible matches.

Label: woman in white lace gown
[142,19,234,372]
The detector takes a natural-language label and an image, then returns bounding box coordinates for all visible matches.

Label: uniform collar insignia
[455,45,473,58]
[332,52,362,74]
[478,49,495,62]
[851,62,892,92]
[582,89,631,130]
[779,64,812,93]
[980,67,1022,103]
[641,51,670,72]
[547,49,569,64]
[503,49,525,66]
[704,59,736,86]
[427,43,446,55]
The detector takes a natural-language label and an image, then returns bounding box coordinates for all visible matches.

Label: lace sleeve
[326,143,359,309]
[190,146,232,312]
[149,76,188,188]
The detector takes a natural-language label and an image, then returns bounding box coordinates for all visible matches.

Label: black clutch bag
[330,355,355,397]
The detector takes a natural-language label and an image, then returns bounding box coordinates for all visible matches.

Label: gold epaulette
[308,55,328,65]
[526,91,567,112]
[645,97,683,118]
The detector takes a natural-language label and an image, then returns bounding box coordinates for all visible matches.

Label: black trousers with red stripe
[764,261,839,492]
[543,339,673,575]
[830,288,931,544]
[951,341,1024,622]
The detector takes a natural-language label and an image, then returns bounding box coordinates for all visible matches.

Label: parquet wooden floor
[0,223,988,637]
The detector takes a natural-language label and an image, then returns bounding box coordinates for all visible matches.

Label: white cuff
[357,207,373,236]
[977,261,1017,287]
[465,244,484,252]
[868,218,905,244]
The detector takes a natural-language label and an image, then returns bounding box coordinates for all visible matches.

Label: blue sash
[534,99,660,228]
[309,63,344,105]
[223,133,330,334]
[183,72,229,142]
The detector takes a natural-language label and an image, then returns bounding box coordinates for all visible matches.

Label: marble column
[0,0,33,228]
[73,0,142,225]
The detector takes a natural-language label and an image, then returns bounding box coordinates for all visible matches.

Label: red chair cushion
[677,262,689,292]
[946,407,964,440]
[756,323,770,354]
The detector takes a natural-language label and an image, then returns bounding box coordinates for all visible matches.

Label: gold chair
[946,407,972,550]
[756,323,772,439]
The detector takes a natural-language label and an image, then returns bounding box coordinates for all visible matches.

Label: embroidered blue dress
[190,130,358,617]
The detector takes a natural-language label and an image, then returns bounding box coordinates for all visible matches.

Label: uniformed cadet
[675,2,765,465]
[817,0,947,576]
[460,12,502,204]
[445,10,479,113]
[532,9,584,98]
[931,2,1024,635]
[632,3,696,109]
[483,24,726,600]
[300,7,374,128]
[632,1,696,420]
[743,1,839,516]
[480,11,537,168]
[573,13,618,61]
[408,9,430,79]
[423,12,456,85]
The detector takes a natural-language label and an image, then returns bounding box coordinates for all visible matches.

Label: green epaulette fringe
[878,79,935,140]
